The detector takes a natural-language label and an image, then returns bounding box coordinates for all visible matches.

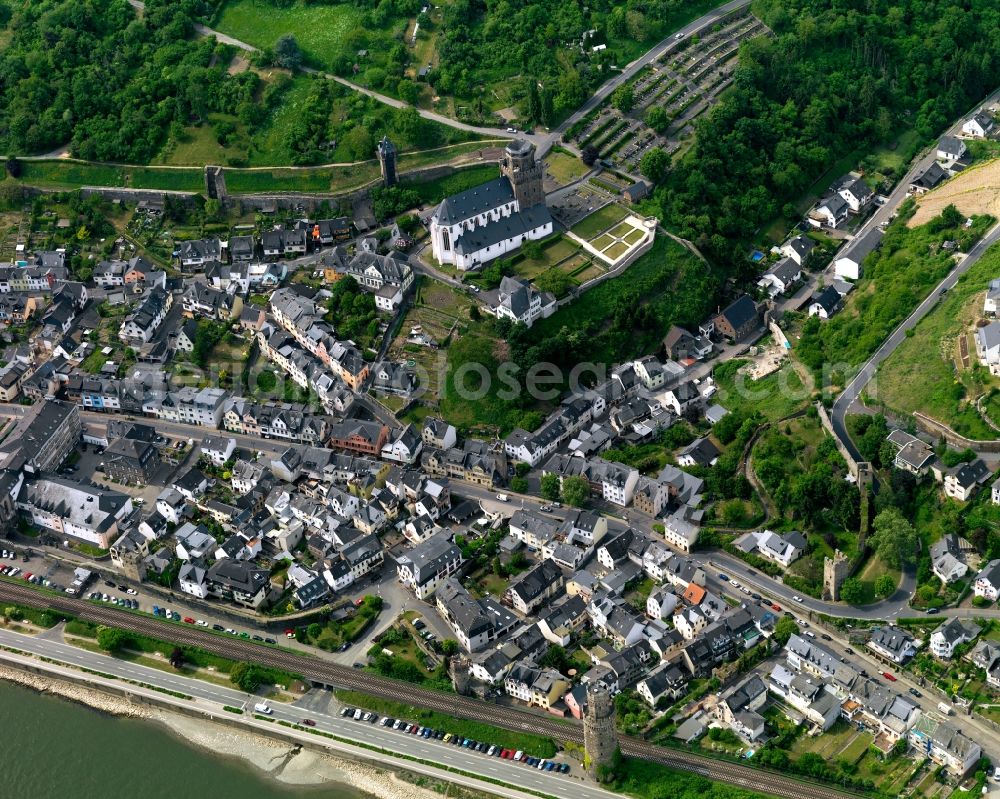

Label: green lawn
[16,161,204,192]
[876,237,1000,438]
[571,203,629,240]
[545,150,589,185]
[713,359,811,421]
[225,164,377,194]
[852,553,900,604]
[410,164,499,205]
[507,235,580,280]
[333,689,558,758]
[158,114,246,167]
[215,0,367,69]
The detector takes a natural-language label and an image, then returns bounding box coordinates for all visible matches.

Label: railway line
[0,581,864,799]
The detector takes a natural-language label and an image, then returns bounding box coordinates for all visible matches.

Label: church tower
[377,136,398,187]
[500,139,544,209]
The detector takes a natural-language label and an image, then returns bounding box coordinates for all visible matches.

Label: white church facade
[430,140,553,271]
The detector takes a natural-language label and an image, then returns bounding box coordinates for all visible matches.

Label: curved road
[829,86,1000,460]
[831,220,1000,460]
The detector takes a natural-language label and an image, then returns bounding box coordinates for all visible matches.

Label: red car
[771,603,782,612]
[285,628,296,638]
[183,617,195,624]
[882,671,897,682]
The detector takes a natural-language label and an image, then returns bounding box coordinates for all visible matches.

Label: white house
[484,275,556,328]
[756,257,801,298]
[976,321,1000,376]
[943,459,991,502]
[834,228,883,281]
[908,716,981,778]
[178,562,208,599]
[836,175,874,213]
[962,112,995,139]
[974,559,1000,601]
[732,529,807,568]
[937,135,967,163]
[808,285,842,319]
[119,288,171,344]
[866,625,916,664]
[779,235,815,267]
[810,194,849,228]
[633,357,665,390]
[929,618,980,660]
[155,487,187,525]
[200,436,236,468]
[985,279,1000,315]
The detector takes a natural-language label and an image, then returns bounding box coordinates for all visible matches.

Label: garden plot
[568,208,656,267]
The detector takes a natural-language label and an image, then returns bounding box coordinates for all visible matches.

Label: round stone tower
[584,683,617,779]
[450,654,472,696]
[500,139,544,209]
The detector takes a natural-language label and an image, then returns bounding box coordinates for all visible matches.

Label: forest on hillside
[658,0,1000,272]
[0,0,259,162]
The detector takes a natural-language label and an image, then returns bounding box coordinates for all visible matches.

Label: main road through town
[0,579,862,799]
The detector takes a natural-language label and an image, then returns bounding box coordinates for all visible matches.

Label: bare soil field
[910,157,1000,226]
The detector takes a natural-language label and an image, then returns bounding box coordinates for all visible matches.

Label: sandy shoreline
[0,663,455,799]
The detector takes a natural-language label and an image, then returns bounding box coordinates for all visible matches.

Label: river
[0,680,368,799]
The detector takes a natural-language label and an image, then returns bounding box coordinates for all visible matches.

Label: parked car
[882,671,897,682]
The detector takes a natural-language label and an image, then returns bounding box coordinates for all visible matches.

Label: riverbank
[0,662,470,799]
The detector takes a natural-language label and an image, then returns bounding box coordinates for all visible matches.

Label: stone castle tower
[377,136,397,187]
[450,655,471,696]
[584,683,617,779]
[500,139,544,209]
[823,549,850,601]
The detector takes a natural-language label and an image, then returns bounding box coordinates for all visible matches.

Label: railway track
[0,582,863,799]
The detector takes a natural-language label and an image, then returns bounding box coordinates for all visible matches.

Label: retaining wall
[913,411,1000,452]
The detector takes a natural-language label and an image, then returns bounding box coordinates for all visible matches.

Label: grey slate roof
[811,285,841,315]
[453,204,553,255]
[435,177,516,226]
[839,227,883,266]
[715,294,758,331]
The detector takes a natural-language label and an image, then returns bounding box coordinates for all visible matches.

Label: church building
[430,140,553,271]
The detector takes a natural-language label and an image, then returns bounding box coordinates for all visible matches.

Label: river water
[0,681,367,799]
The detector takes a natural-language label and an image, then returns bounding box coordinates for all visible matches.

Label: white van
[254,702,272,715]
[496,494,509,502]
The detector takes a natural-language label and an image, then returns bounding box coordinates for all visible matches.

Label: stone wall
[79,187,200,206]
[816,402,861,478]
[914,411,1000,452]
